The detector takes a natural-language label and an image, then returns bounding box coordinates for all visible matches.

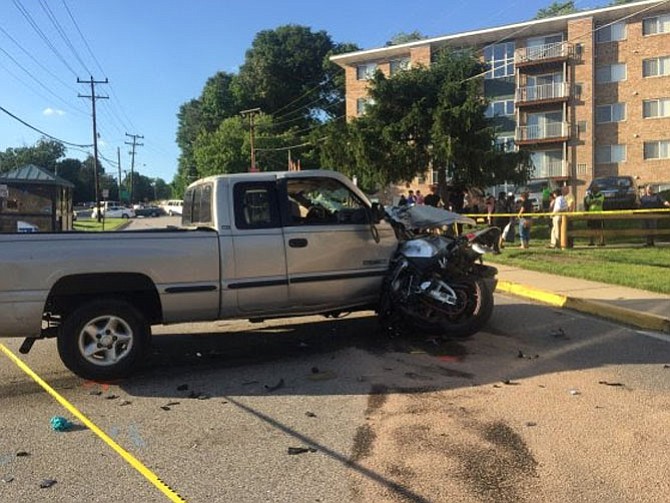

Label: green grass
[73,218,128,232]
[486,243,670,294]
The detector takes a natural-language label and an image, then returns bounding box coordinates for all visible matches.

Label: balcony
[516,82,570,106]
[515,42,573,68]
[534,160,568,178]
[515,121,570,145]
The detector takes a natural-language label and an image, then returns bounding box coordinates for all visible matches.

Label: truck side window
[234,182,280,229]
[286,178,369,226]
[183,184,212,225]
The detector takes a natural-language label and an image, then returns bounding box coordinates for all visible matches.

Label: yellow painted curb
[565,297,670,334]
[496,281,568,308]
[496,282,670,334]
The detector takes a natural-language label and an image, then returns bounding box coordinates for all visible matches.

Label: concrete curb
[496,280,670,334]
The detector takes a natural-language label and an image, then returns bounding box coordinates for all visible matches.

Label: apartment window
[485,99,514,118]
[389,58,410,75]
[643,56,670,77]
[596,144,626,164]
[356,98,374,115]
[643,14,670,35]
[596,63,626,83]
[596,22,626,43]
[573,82,583,99]
[356,63,377,80]
[596,103,626,123]
[483,41,515,79]
[643,98,670,118]
[494,135,515,152]
[644,140,670,160]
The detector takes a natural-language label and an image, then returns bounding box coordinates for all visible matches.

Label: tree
[318,49,531,192]
[385,31,427,47]
[233,25,337,123]
[535,1,578,19]
[0,138,65,173]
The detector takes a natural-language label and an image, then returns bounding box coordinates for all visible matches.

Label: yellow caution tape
[0,343,186,503]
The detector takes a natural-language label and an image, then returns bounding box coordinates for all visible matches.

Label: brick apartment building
[331,0,670,205]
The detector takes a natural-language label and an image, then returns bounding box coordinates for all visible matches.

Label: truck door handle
[289,238,308,248]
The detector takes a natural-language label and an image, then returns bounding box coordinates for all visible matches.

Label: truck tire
[58,299,150,380]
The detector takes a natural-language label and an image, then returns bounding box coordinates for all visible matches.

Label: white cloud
[43,108,65,116]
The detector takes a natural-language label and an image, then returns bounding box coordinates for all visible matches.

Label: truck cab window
[286,178,369,225]
[233,182,280,229]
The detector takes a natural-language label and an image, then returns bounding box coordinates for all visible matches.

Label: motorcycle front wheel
[411,276,494,338]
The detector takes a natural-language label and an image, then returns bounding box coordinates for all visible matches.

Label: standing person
[493,192,511,249]
[485,194,496,225]
[424,185,441,207]
[640,184,670,247]
[517,191,533,249]
[415,190,425,205]
[562,185,575,248]
[584,184,605,246]
[549,188,567,248]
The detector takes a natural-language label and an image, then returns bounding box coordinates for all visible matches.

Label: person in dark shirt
[423,185,441,207]
[517,191,533,249]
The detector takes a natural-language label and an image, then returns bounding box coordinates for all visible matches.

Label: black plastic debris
[16,451,30,457]
[105,395,119,400]
[525,422,537,427]
[166,401,180,407]
[160,406,171,411]
[39,479,57,489]
[119,400,132,406]
[598,381,624,387]
[176,384,189,391]
[265,378,285,392]
[305,411,317,418]
[89,390,102,396]
[287,447,317,455]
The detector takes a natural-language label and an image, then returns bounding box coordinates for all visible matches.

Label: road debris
[569,389,581,396]
[119,400,132,406]
[188,391,210,400]
[265,378,285,392]
[502,380,520,385]
[160,406,171,411]
[1,476,13,483]
[525,422,537,427]
[16,451,30,457]
[287,447,317,455]
[39,479,57,488]
[89,390,102,396]
[598,381,624,387]
[550,328,568,339]
[50,416,73,432]
[105,394,119,400]
[305,411,317,418]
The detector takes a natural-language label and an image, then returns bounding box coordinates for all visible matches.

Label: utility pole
[125,133,144,204]
[240,108,261,172]
[78,76,108,222]
[117,146,122,199]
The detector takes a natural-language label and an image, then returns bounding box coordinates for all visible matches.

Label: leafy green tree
[535,1,578,19]
[0,138,66,173]
[385,31,427,47]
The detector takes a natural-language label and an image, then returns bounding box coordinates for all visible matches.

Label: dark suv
[586,176,639,210]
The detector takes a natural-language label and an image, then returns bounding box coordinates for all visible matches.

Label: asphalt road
[2,293,670,503]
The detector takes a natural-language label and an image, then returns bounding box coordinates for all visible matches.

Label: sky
[0,0,608,183]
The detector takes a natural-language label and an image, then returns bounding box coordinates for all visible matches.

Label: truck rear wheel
[58,299,150,380]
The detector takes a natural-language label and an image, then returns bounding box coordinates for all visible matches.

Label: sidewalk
[495,264,670,334]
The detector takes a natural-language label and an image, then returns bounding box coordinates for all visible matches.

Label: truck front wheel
[58,299,150,380]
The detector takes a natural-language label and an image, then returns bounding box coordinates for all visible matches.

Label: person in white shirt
[550,188,567,248]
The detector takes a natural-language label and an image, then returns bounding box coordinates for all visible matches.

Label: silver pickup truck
[0,170,399,379]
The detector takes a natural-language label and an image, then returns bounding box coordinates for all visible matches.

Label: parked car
[161,199,183,216]
[514,178,561,212]
[91,205,135,219]
[16,220,39,233]
[133,205,166,218]
[586,176,639,210]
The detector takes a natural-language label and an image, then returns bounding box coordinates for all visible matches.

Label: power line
[38,0,91,75]
[12,0,78,77]
[0,103,92,147]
